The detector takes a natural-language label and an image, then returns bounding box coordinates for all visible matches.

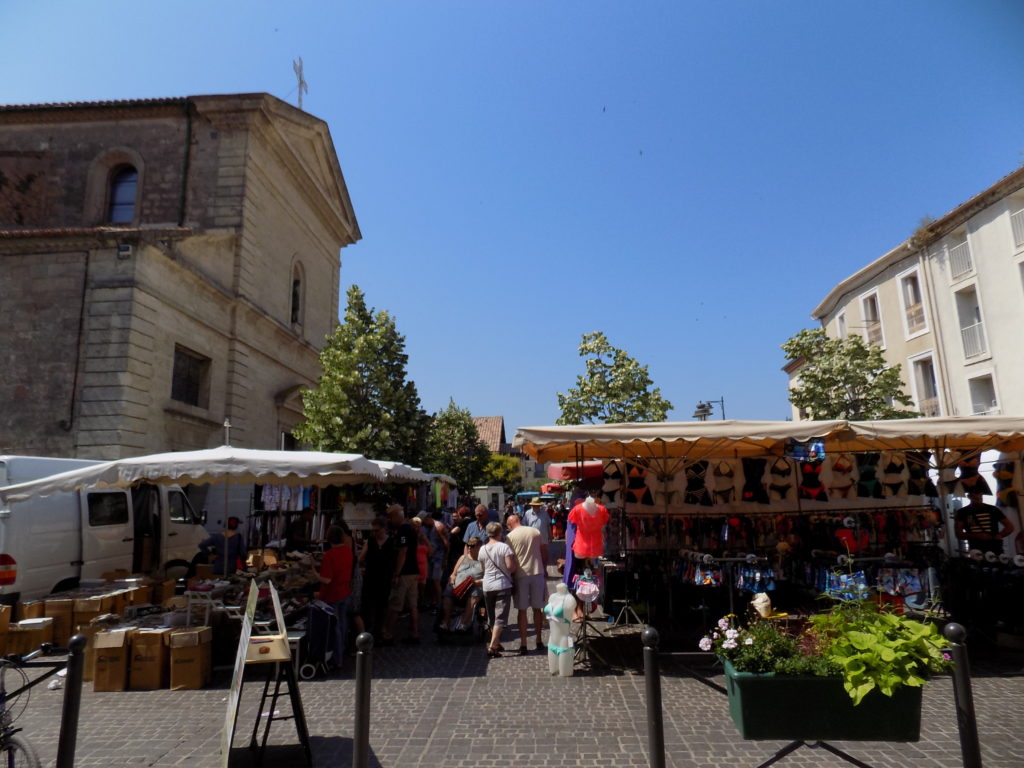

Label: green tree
[293,285,428,464]
[782,328,917,420]
[556,331,674,424]
[482,452,522,494]
[422,400,491,492]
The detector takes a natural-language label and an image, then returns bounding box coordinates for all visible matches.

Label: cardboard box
[194,563,214,580]
[0,604,11,656]
[93,629,134,692]
[8,617,54,656]
[168,626,212,690]
[129,585,152,606]
[151,579,177,604]
[77,625,104,683]
[73,596,105,629]
[129,628,172,690]
[101,569,131,581]
[44,598,75,646]
[17,600,44,621]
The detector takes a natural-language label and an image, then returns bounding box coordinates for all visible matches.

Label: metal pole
[56,634,87,768]
[642,627,666,768]
[353,632,374,768]
[944,623,983,768]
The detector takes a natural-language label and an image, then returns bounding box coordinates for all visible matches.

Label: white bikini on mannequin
[544,583,577,676]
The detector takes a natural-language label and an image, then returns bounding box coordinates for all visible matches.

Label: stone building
[0,93,361,459]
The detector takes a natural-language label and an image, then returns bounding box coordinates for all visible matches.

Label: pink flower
[722,639,738,650]
[725,629,739,640]
[743,637,754,645]
[699,637,713,651]
[717,618,730,631]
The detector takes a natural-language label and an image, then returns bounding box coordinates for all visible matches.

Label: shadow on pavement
[228,736,381,768]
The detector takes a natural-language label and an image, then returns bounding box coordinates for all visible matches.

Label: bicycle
[0,643,68,768]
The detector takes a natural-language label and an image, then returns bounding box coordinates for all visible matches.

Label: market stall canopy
[546,460,605,481]
[371,461,431,483]
[428,472,458,487]
[0,445,386,503]
[513,416,1024,464]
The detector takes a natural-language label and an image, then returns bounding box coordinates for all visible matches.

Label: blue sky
[4,1,1023,434]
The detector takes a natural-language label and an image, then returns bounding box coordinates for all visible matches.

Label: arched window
[107,166,138,223]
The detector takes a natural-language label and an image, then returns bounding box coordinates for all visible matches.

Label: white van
[0,456,209,602]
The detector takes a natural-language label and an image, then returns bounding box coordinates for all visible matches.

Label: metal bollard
[641,627,666,768]
[943,623,982,768]
[353,632,374,768]
[56,633,87,768]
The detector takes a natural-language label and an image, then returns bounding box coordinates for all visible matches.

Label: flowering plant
[699,600,952,705]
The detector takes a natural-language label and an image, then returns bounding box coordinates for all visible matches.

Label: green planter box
[723,660,922,742]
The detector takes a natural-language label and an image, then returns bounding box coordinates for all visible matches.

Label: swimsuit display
[798,460,828,502]
[684,461,713,507]
[828,454,857,499]
[741,458,770,504]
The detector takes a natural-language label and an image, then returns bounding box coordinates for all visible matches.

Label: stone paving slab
[8,627,1023,768]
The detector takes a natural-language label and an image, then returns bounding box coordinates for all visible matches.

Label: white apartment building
[799,166,1024,419]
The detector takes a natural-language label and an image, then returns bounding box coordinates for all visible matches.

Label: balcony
[960,321,988,359]
[1012,207,1024,248]
[905,302,925,334]
[949,240,972,279]
[917,397,940,417]
[864,320,883,346]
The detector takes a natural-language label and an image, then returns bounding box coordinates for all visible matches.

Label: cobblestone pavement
[10,621,1023,768]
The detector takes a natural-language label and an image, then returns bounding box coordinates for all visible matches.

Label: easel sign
[222,581,259,767]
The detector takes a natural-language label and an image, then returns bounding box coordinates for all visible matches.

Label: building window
[948,232,972,280]
[290,262,304,326]
[107,166,138,223]
[954,285,987,359]
[860,292,884,347]
[911,356,940,417]
[899,271,927,335]
[836,312,847,339]
[1011,204,1024,249]
[171,345,210,408]
[968,375,998,415]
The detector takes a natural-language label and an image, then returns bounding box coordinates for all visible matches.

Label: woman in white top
[478,521,518,657]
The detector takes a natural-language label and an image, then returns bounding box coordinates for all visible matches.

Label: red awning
[546,460,604,481]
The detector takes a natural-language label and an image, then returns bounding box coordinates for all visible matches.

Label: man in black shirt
[382,504,421,645]
[955,491,1015,554]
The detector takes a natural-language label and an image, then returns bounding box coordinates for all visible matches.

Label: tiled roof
[0,97,189,112]
[472,416,506,453]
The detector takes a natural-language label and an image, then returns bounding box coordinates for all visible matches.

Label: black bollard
[353,632,374,768]
[56,633,87,768]
[943,623,982,768]
[642,627,666,768]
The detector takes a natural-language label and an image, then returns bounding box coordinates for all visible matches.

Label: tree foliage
[482,452,522,494]
[293,285,427,464]
[422,400,491,493]
[782,328,917,420]
[556,331,674,425]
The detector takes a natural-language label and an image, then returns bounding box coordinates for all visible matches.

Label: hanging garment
[827,454,857,499]
[881,451,907,498]
[994,460,1019,508]
[906,451,938,497]
[798,460,828,502]
[625,464,655,506]
[684,461,713,507]
[767,457,794,501]
[712,460,736,504]
[741,458,770,504]
[603,461,623,505]
[856,453,884,499]
[957,455,993,497]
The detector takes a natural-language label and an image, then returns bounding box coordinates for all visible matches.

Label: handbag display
[452,575,475,599]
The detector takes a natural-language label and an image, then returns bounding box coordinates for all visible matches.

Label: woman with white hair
[477,521,518,657]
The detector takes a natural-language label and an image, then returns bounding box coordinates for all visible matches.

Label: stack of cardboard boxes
[1,570,215,692]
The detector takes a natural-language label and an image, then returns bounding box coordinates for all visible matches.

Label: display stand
[244,661,312,768]
[750,739,874,768]
[573,605,607,668]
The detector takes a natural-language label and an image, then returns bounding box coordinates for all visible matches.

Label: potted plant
[699,600,951,741]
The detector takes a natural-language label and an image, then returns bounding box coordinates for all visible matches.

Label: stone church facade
[0,93,360,459]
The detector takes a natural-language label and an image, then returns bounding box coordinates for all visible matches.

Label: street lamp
[692,397,726,421]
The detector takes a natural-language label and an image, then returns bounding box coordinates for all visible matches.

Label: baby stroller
[299,600,337,680]
[435,589,488,645]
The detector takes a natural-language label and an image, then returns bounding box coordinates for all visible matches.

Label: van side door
[163,487,206,566]
[79,490,134,579]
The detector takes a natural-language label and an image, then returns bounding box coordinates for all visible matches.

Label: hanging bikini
[993,460,1019,508]
[768,457,794,501]
[906,451,938,497]
[856,453,884,499]
[741,458,770,504]
[625,463,655,506]
[881,451,907,498]
[798,460,828,502]
[712,460,736,504]
[683,461,713,507]
[827,454,857,499]
[603,461,623,505]
[957,454,992,496]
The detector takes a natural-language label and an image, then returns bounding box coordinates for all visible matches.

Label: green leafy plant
[807,600,950,705]
[699,601,951,705]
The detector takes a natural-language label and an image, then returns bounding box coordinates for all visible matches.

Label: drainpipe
[59,251,90,433]
[177,100,193,227]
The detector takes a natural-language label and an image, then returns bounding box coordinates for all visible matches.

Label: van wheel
[52,578,80,595]
[163,561,190,581]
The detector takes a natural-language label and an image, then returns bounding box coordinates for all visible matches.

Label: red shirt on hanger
[569,501,610,558]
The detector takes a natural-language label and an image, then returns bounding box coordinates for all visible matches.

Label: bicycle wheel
[0,662,30,727]
[3,734,41,768]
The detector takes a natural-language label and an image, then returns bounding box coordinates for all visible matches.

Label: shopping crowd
[307,499,557,667]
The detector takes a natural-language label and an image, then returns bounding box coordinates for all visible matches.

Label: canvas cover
[513,416,1024,463]
[0,445,386,503]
